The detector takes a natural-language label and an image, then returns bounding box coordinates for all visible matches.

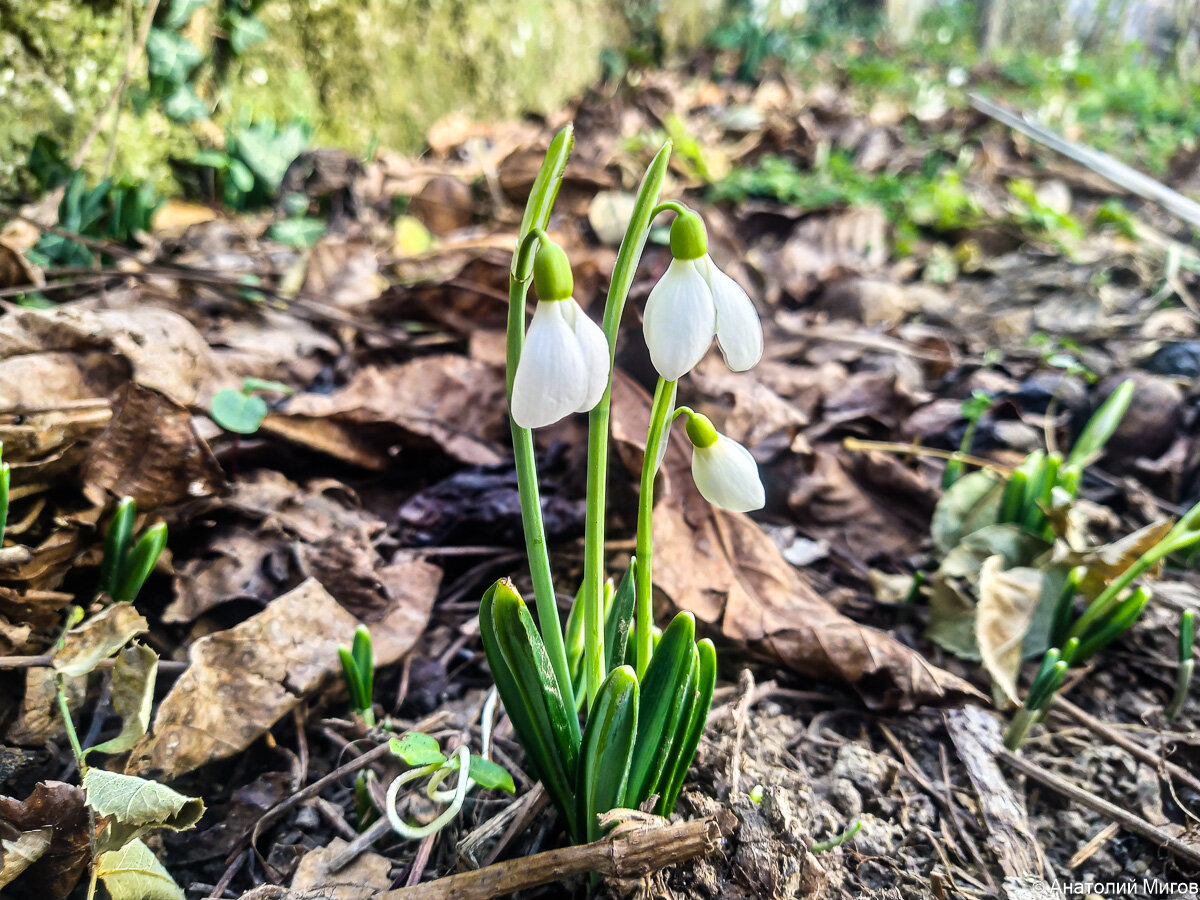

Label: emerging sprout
[98,497,168,604]
[1167,610,1195,721]
[338,625,376,727]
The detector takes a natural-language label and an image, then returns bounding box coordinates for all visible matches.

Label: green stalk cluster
[1167,609,1195,721]
[1007,498,1200,749]
[98,496,168,604]
[478,127,717,844]
[0,442,10,548]
[337,624,376,728]
[996,379,1135,537]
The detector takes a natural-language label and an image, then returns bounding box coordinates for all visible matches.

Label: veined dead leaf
[54,603,148,678]
[128,580,361,780]
[95,839,184,900]
[291,837,391,900]
[87,643,158,756]
[976,556,1043,705]
[81,383,226,510]
[1056,519,1175,599]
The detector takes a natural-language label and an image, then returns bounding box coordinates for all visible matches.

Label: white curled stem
[387,745,471,840]
[428,688,497,803]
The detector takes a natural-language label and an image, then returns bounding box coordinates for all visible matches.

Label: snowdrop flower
[510,240,610,429]
[684,411,764,512]
[643,210,762,381]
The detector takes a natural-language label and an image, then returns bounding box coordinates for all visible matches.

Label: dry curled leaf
[0,828,53,889]
[613,373,979,711]
[271,356,507,467]
[0,304,212,407]
[976,555,1042,705]
[129,580,359,780]
[0,782,90,899]
[88,643,158,756]
[54,602,148,678]
[81,383,226,511]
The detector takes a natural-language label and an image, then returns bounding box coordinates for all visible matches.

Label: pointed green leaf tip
[533,239,574,301]
[669,209,707,260]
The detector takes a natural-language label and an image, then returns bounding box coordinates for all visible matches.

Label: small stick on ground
[1051,696,1200,801]
[726,669,754,800]
[372,813,733,900]
[944,708,1057,896]
[999,747,1200,868]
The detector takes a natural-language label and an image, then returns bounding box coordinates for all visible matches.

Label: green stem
[56,673,87,770]
[1067,532,1200,643]
[580,141,672,706]
[635,378,676,679]
[505,126,578,738]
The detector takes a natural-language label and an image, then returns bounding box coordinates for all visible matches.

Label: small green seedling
[812,820,862,854]
[98,497,169,604]
[943,390,993,489]
[384,705,513,841]
[0,441,10,547]
[338,625,376,728]
[1167,610,1195,721]
[996,379,1134,537]
[1006,498,1200,749]
[209,377,294,435]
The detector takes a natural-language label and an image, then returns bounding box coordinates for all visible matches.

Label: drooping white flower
[694,254,763,372]
[643,258,716,381]
[642,210,762,382]
[684,412,764,512]
[510,240,610,429]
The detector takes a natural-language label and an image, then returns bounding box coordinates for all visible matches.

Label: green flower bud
[669,210,708,261]
[684,411,719,448]
[533,240,574,301]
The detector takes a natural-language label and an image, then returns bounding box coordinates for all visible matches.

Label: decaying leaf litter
[2,40,1200,900]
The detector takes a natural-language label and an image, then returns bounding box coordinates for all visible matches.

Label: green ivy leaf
[209,388,269,435]
[146,29,204,84]
[266,217,326,248]
[390,732,446,768]
[161,84,209,123]
[227,10,269,55]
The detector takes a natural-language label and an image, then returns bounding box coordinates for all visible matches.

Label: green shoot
[1167,610,1195,721]
[0,442,9,547]
[942,390,993,489]
[98,497,168,604]
[337,624,376,727]
[812,820,862,854]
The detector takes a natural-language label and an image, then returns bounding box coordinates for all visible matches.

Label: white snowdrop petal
[643,259,717,381]
[700,256,763,372]
[511,301,589,428]
[568,299,611,413]
[690,435,765,512]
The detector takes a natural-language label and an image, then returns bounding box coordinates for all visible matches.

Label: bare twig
[0,654,188,675]
[373,813,733,900]
[999,748,1200,868]
[1052,697,1200,802]
[969,93,1200,230]
[72,0,163,169]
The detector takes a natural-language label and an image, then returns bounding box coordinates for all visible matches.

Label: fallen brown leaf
[81,383,226,511]
[273,356,507,466]
[0,782,90,899]
[290,838,391,900]
[0,304,213,407]
[976,556,1042,705]
[612,373,979,710]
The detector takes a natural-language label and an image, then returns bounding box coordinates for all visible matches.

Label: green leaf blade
[576,664,638,843]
